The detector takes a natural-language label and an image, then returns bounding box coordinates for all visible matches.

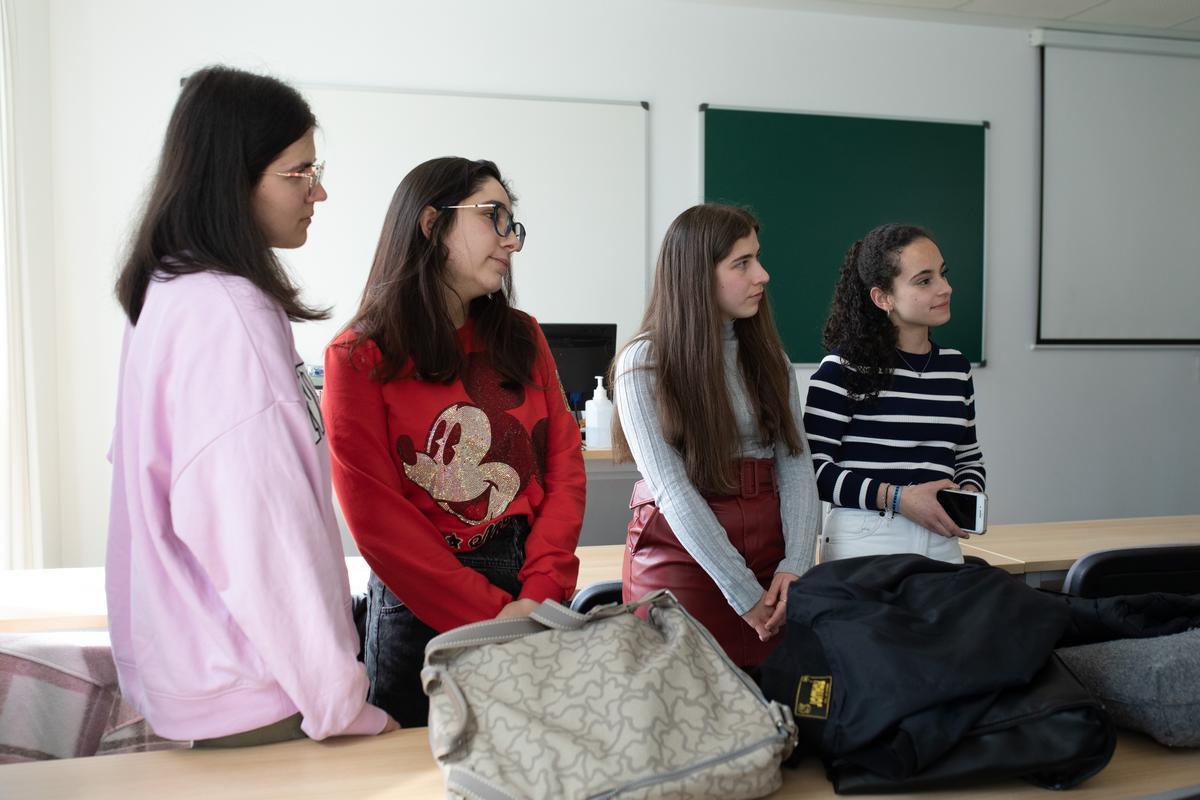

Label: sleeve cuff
[518,573,566,605]
[776,556,809,579]
[724,580,763,617]
[955,472,986,491]
[339,703,390,736]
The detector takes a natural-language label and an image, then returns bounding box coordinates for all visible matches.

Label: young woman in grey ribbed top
[610,204,821,669]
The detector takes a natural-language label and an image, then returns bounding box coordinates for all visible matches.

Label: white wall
[28,0,1200,566]
[11,0,59,566]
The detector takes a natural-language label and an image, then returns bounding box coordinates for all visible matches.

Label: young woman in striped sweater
[804,223,986,564]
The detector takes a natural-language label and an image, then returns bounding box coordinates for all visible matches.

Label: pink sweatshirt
[106,270,386,741]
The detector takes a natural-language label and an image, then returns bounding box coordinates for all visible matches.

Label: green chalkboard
[703,107,986,364]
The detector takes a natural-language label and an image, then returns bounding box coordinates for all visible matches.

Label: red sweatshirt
[323,315,585,632]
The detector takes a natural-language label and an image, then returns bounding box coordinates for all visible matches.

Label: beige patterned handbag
[421,589,797,800]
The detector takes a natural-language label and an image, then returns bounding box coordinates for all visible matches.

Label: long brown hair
[341,157,536,385]
[611,204,803,494]
[115,66,328,324]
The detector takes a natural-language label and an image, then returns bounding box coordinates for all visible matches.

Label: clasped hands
[741,571,800,642]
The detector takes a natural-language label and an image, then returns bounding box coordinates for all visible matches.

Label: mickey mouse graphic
[396,353,543,529]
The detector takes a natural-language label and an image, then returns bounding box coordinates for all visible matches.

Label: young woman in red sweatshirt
[323,157,586,727]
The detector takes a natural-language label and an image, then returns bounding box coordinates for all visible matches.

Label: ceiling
[681,0,1200,40]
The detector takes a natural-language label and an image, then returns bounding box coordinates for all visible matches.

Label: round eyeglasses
[267,161,325,196]
[439,202,527,251]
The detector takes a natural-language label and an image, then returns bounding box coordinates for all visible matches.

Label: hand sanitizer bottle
[583,375,613,449]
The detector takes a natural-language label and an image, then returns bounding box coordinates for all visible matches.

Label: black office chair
[963,555,991,568]
[1062,544,1200,598]
[570,580,623,613]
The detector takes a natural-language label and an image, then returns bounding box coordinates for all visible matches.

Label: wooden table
[9,517,1197,633]
[0,542,1023,634]
[5,534,1199,798]
[964,515,1200,587]
[0,550,630,634]
[579,543,1027,582]
[960,543,1024,575]
[1,724,1195,800]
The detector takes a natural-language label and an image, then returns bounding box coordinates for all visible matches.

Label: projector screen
[1038,40,1200,344]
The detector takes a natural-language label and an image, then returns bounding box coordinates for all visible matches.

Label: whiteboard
[284,87,649,365]
[1039,44,1200,344]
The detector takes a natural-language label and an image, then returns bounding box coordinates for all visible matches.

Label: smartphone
[937,489,988,534]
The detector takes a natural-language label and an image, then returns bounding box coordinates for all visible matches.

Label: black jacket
[758,554,1200,781]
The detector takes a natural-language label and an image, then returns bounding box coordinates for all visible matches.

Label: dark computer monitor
[539,323,618,412]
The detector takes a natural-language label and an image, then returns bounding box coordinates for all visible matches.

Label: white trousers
[820,507,964,565]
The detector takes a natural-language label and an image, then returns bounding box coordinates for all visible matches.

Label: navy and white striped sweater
[803,344,986,510]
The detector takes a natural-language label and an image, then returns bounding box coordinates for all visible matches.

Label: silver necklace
[895,346,934,378]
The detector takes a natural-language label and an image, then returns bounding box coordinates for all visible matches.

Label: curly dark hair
[821,223,933,402]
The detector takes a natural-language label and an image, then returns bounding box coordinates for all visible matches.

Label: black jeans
[364,516,529,728]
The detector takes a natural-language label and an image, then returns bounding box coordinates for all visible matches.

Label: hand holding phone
[896,480,968,539]
[936,488,988,534]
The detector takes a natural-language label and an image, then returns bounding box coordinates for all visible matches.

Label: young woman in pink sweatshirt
[106,66,396,746]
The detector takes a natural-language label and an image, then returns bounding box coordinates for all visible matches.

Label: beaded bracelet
[891,485,902,517]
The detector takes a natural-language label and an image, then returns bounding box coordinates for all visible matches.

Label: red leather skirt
[622,458,785,668]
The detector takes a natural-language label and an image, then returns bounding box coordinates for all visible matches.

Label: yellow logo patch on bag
[794,675,832,719]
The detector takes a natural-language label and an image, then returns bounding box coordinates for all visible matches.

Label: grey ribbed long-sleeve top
[613,323,821,615]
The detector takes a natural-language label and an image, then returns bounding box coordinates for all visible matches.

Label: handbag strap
[423,588,674,662]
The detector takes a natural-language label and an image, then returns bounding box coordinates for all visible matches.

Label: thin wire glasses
[439,202,527,250]
[268,161,325,196]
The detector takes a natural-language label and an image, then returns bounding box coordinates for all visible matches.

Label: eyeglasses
[439,203,527,250]
[267,161,325,196]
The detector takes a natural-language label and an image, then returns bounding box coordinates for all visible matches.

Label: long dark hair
[822,223,933,401]
[115,65,328,324]
[611,204,803,495]
[342,157,536,385]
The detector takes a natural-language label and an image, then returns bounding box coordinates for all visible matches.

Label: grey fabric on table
[1057,627,1200,748]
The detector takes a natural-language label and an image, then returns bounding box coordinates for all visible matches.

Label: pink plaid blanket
[0,631,188,763]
